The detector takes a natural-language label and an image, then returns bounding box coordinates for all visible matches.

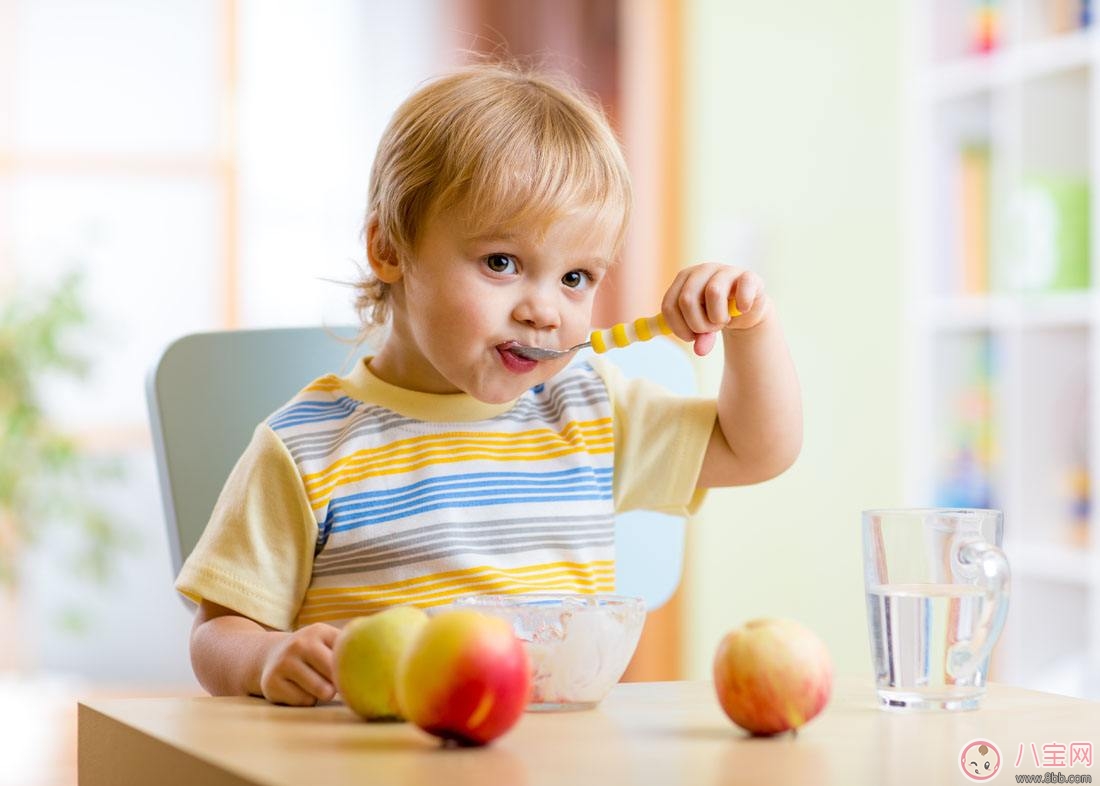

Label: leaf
[0,270,129,607]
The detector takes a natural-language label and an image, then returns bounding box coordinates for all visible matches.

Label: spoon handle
[588,301,742,354]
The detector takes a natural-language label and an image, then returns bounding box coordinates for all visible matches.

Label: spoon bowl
[510,343,588,361]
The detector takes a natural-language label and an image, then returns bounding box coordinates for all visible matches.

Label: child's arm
[190,599,340,706]
[660,263,802,487]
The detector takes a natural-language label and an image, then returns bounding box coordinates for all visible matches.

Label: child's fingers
[693,331,718,356]
[703,268,742,324]
[285,658,336,702]
[675,266,724,334]
[661,270,699,342]
[299,639,337,688]
[262,626,338,704]
[732,271,764,315]
[661,304,693,343]
[265,674,320,706]
[663,263,760,343]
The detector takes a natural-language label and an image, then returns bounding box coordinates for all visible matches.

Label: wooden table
[79,677,1100,785]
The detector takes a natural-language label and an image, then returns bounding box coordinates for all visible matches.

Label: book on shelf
[969,0,1000,53]
[1066,463,1090,548]
[1018,0,1093,39]
[1042,0,1093,32]
[1006,174,1090,292]
[935,334,996,508]
[957,142,991,295]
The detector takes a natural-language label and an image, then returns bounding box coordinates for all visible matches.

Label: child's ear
[366,218,403,283]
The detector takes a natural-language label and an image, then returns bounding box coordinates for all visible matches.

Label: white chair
[146,328,696,611]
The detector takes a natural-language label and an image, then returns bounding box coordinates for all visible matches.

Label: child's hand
[661,263,769,356]
[259,622,340,706]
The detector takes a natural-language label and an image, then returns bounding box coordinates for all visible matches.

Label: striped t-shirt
[176,356,715,630]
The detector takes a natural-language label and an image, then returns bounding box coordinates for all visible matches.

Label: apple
[334,605,429,720]
[397,609,531,747]
[712,617,833,736]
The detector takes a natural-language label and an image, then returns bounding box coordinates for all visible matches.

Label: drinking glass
[862,508,1010,711]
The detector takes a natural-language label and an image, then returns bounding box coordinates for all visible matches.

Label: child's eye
[562,270,593,290]
[484,254,517,274]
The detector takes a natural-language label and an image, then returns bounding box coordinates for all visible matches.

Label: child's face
[371,204,617,403]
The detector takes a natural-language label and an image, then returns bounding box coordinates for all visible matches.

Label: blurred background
[0,0,1097,782]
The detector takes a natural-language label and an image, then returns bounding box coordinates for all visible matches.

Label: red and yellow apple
[397,609,530,746]
[712,618,833,736]
[334,605,429,720]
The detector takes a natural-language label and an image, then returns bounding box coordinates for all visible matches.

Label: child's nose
[513,290,561,330]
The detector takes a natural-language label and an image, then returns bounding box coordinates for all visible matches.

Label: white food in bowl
[453,593,645,711]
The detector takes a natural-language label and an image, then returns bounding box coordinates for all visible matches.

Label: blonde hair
[356,63,632,329]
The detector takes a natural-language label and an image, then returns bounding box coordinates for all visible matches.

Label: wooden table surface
[78,677,1100,786]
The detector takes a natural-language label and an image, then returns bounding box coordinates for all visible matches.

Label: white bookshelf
[904,0,1100,699]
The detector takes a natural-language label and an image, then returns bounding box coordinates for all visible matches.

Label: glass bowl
[452,593,646,711]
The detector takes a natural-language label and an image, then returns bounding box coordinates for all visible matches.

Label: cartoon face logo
[960,739,1001,781]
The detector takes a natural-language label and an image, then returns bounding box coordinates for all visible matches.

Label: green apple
[334,606,429,721]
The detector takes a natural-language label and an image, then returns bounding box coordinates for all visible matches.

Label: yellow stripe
[305,437,614,506]
[634,317,652,341]
[309,429,612,484]
[306,560,615,597]
[296,563,616,624]
[297,582,617,625]
[294,571,620,628]
[302,376,343,393]
[307,442,615,510]
[656,313,672,335]
[297,576,616,624]
[590,329,608,353]
[303,562,611,598]
[610,323,630,348]
[303,420,613,506]
[305,567,616,609]
[307,420,612,486]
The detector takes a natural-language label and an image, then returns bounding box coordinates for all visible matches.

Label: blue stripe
[328,491,614,533]
[328,467,613,511]
[328,476,612,519]
[331,479,612,524]
[271,395,360,426]
[269,396,360,430]
[324,468,613,533]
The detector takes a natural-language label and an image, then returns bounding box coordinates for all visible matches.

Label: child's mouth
[497,342,539,373]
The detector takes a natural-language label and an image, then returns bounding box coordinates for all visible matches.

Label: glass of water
[862,508,1010,711]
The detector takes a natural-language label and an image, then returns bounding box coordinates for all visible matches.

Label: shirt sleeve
[588,356,717,516]
[174,423,318,631]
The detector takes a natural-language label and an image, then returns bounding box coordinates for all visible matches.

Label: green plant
[0,272,129,594]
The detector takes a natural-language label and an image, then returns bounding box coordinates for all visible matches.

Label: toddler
[177,64,802,706]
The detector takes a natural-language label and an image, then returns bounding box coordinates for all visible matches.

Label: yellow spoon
[512,301,743,360]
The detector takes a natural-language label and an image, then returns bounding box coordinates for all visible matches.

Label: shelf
[922,54,1002,102]
[1016,291,1096,326]
[1007,540,1095,585]
[921,28,1097,102]
[911,1,1099,703]
[922,291,1097,331]
[1016,28,1096,82]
